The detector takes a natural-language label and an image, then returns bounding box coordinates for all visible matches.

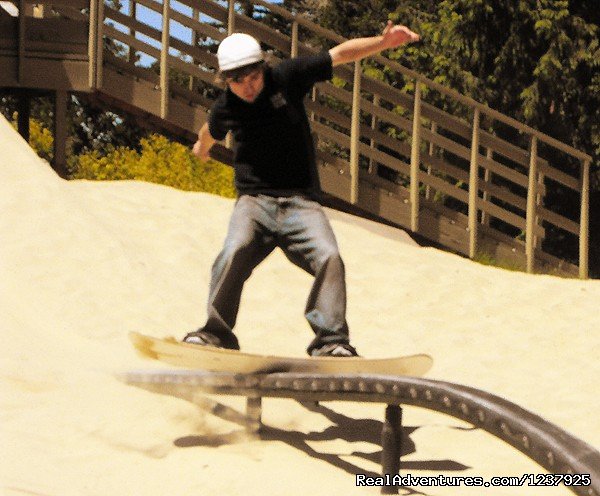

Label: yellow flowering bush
[71,134,236,198]
[10,114,54,161]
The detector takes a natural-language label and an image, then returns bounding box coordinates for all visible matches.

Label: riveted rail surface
[0,0,592,277]
[120,369,600,496]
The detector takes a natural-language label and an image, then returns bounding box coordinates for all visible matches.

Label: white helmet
[217,33,263,72]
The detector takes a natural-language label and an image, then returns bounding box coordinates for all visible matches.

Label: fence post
[18,0,26,83]
[468,108,480,259]
[228,0,235,35]
[189,6,200,91]
[480,148,493,226]
[425,121,437,200]
[88,0,98,89]
[410,81,422,233]
[349,60,361,205]
[291,20,299,58]
[310,86,317,122]
[525,135,538,274]
[129,1,137,66]
[368,94,380,174]
[95,0,104,88]
[579,159,590,279]
[536,171,545,249]
[160,0,170,119]
[53,90,68,178]
[225,0,236,149]
[16,89,30,141]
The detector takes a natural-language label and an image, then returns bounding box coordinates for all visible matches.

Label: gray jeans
[203,194,350,354]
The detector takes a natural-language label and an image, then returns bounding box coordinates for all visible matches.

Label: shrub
[71,134,236,198]
[9,114,54,161]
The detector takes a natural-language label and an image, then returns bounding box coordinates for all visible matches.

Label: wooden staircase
[0,0,592,277]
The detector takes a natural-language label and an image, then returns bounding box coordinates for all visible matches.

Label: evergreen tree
[314,0,598,273]
[387,0,598,173]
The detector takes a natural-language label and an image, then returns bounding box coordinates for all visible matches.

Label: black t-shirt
[208,52,333,197]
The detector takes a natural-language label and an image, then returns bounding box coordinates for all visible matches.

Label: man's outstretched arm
[329,21,420,67]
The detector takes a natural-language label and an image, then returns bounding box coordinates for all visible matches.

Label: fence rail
[1,0,592,278]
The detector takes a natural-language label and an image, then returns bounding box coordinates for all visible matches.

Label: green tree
[386,0,598,172]
[313,0,599,274]
[390,0,598,270]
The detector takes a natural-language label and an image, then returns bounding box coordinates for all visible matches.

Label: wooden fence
[0,0,592,277]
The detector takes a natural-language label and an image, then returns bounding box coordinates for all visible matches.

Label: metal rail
[119,369,600,496]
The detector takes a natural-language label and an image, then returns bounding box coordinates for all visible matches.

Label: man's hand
[192,123,216,161]
[192,140,210,161]
[381,20,420,49]
[329,20,420,66]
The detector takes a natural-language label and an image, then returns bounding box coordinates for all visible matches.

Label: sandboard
[130,332,433,376]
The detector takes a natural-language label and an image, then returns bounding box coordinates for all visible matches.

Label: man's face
[226,68,265,103]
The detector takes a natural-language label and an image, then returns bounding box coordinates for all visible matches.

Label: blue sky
[108,0,220,65]
[0,0,283,66]
[107,0,283,67]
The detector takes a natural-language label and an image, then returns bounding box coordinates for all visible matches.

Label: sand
[1,113,599,496]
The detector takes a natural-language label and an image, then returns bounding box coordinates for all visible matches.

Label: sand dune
[1,114,599,496]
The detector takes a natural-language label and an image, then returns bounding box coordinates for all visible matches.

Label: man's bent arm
[329,21,419,67]
[193,123,217,161]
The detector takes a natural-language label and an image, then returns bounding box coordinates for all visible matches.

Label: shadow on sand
[174,397,472,495]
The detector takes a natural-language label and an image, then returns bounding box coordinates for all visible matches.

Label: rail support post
[246,396,262,434]
[381,404,402,495]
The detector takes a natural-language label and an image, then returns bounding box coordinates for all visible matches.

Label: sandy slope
[1,114,598,496]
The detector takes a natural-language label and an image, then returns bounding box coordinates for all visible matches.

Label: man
[186,22,420,357]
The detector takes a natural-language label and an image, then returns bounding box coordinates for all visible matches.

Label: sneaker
[182,329,224,348]
[311,343,359,357]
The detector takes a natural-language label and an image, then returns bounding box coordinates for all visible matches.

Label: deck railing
[2,0,592,278]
